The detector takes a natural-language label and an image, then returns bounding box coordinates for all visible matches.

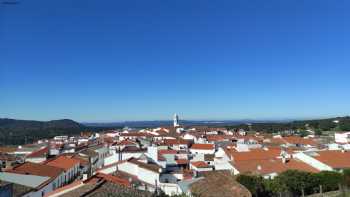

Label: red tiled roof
[163,139,189,145]
[190,144,214,150]
[8,162,63,189]
[45,155,80,171]
[95,173,130,187]
[26,147,48,158]
[71,154,89,166]
[191,161,210,168]
[206,135,225,142]
[312,150,350,169]
[227,148,281,161]
[234,158,319,175]
[176,159,189,165]
[158,149,177,155]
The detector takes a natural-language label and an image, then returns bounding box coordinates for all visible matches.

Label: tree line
[237,169,350,197]
[226,116,350,134]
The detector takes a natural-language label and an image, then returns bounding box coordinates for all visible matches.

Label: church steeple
[173,113,180,127]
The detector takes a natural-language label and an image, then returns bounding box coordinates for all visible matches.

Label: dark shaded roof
[80,149,98,157]
[59,184,96,197]
[190,171,251,197]
[59,179,151,197]
[0,153,18,161]
[0,181,33,197]
[204,154,215,161]
[85,181,152,197]
[127,158,161,173]
[122,146,146,153]
[8,162,63,189]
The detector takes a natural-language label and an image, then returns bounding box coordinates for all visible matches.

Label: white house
[25,147,49,163]
[45,156,80,184]
[335,132,350,144]
[190,161,213,172]
[117,157,162,186]
[189,144,215,155]
[1,162,65,197]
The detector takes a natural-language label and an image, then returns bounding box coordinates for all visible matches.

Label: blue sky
[1,0,350,122]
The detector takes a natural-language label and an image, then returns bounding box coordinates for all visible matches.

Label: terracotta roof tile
[234,158,319,175]
[95,173,130,187]
[163,139,189,145]
[45,155,80,171]
[206,135,226,142]
[191,161,210,168]
[26,147,48,158]
[158,149,177,155]
[312,150,350,169]
[227,148,281,161]
[8,162,63,189]
[190,144,214,150]
[176,159,189,165]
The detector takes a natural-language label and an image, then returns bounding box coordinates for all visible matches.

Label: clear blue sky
[1,0,349,122]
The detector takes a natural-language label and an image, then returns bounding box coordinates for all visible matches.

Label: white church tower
[173,113,180,127]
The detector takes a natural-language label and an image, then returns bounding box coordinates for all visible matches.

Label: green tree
[236,174,266,197]
[314,128,322,136]
[314,171,343,192]
[299,130,309,137]
[343,168,350,187]
[277,170,318,196]
[264,177,288,197]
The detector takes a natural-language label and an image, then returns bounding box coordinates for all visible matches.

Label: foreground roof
[190,171,251,197]
[45,155,80,171]
[0,172,50,188]
[127,158,161,173]
[10,162,63,179]
[311,150,350,169]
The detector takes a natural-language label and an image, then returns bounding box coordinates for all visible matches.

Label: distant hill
[226,116,350,133]
[84,117,350,132]
[0,118,87,145]
[83,119,281,128]
[1,116,350,145]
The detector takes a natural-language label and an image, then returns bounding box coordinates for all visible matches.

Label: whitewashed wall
[189,149,215,154]
[138,167,160,185]
[294,152,333,171]
[159,183,182,196]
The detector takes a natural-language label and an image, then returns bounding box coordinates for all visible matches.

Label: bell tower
[173,113,180,127]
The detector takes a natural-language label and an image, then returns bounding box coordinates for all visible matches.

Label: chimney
[282,156,287,163]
